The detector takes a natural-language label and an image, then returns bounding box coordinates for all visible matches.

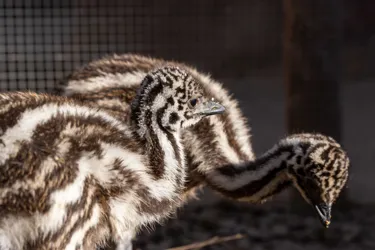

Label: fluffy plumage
[0,66,225,249]
[56,54,255,202]
[56,54,350,250]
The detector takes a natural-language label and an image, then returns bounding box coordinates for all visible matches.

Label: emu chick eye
[189,98,198,108]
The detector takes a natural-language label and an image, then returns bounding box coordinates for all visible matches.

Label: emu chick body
[0,67,222,249]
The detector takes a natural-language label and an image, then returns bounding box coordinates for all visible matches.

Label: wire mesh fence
[0,0,160,92]
[2,0,371,93]
[0,0,283,92]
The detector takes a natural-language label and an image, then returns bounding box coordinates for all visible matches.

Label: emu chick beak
[314,203,332,228]
[200,100,225,116]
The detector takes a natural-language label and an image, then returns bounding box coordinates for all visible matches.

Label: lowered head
[282,133,349,228]
[131,66,225,135]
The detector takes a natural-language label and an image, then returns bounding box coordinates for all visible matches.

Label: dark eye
[189,98,198,108]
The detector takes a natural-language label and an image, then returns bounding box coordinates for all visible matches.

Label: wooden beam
[283,0,343,141]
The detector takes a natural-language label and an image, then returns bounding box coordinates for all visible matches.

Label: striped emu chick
[55,53,255,202]
[57,54,350,250]
[0,67,225,250]
[214,133,349,228]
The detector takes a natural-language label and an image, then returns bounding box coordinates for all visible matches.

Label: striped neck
[130,106,184,184]
[130,79,186,182]
[206,144,295,203]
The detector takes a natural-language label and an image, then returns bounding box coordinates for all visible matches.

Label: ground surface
[133,193,375,250]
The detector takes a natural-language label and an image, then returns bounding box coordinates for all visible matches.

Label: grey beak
[314,203,332,228]
[200,100,225,116]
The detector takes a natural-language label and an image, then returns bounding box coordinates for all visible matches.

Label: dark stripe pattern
[55,54,350,250]
[57,54,255,202]
[203,135,349,206]
[0,65,207,250]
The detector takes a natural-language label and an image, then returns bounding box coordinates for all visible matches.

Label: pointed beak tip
[314,203,332,228]
[325,221,331,228]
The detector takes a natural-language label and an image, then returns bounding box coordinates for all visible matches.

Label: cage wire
[0,0,156,92]
[0,0,225,92]
[0,0,282,93]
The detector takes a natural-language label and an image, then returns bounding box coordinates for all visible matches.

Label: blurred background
[0,0,374,249]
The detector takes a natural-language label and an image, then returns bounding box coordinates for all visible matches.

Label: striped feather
[56,54,350,250]
[0,66,220,249]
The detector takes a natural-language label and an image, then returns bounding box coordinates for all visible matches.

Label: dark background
[0,0,374,249]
